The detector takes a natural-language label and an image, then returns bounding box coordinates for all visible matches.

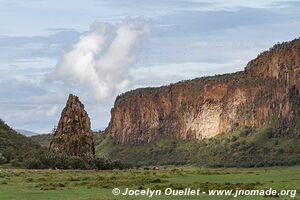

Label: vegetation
[3,114,300,170]
[30,131,105,148]
[96,124,300,167]
[26,122,300,168]
[24,152,131,170]
[30,133,53,147]
[25,152,88,170]
[0,119,45,167]
[0,167,299,199]
[0,119,129,170]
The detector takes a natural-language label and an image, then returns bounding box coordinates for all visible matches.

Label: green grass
[0,167,299,199]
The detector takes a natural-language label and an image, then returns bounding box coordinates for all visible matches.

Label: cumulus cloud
[49,19,149,100]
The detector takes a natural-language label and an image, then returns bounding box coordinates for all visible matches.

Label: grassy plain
[0,166,299,200]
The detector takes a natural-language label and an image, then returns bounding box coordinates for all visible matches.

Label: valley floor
[0,166,299,200]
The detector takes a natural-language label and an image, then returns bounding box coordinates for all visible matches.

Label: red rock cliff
[50,94,95,161]
[106,38,300,144]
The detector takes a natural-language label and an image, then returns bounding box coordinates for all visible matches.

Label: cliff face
[49,94,95,162]
[106,38,300,145]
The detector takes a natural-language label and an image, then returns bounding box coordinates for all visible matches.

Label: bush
[24,152,87,169]
[24,152,131,170]
[26,158,44,169]
[95,125,300,168]
[65,157,87,169]
[0,153,6,164]
[93,157,131,170]
[11,159,24,168]
[0,119,45,166]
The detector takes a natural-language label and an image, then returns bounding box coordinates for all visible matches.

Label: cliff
[49,94,95,162]
[106,38,300,145]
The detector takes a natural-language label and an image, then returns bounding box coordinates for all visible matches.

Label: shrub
[93,157,131,170]
[95,125,300,168]
[0,153,6,164]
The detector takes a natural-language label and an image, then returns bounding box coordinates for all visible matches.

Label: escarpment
[49,94,95,162]
[106,38,300,145]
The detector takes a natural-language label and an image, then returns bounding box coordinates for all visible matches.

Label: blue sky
[1,0,300,133]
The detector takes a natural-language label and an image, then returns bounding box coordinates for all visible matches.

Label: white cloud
[49,19,149,100]
[1,1,300,133]
[3,104,60,133]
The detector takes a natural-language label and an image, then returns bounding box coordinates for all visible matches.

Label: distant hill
[30,131,104,148]
[0,119,45,166]
[30,133,53,148]
[16,129,39,136]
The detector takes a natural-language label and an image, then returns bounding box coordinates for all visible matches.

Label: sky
[1,0,300,134]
